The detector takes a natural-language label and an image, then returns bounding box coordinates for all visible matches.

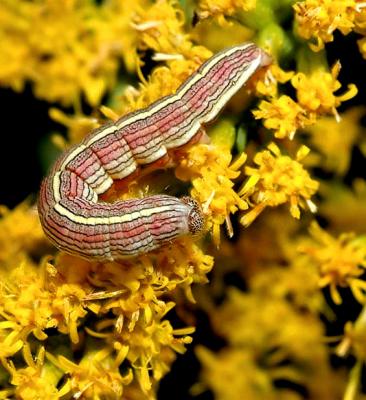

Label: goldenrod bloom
[255,64,294,98]
[46,347,133,399]
[240,143,319,225]
[0,0,142,106]
[197,0,256,23]
[0,202,45,267]
[253,95,312,139]
[291,62,358,120]
[294,0,358,51]
[0,259,89,346]
[176,142,249,246]
[299,221,366,304]
[196,288,341,400]
[1,345,63,399]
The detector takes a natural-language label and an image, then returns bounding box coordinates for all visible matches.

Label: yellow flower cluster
[293,0,360,51]
[298,221,366,304]
[196,287,342,400]
[253,94,309,139]
[291,62,358,120]
[240,143,319,225]
[253,62,357,140]
[294,0,366,61]
[2,345,63,399]
[176,140,249,247]
[0,0,143,107]
[197,0,256,23]
[0,202,45,267]
[121,1,212,113]
[0,239,212,397]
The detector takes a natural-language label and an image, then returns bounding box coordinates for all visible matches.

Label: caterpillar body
[38,43,271,261]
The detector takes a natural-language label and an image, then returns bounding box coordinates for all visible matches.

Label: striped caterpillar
[38,43,271,261]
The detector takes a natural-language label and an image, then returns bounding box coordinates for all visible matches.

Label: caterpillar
[38,42,271,261]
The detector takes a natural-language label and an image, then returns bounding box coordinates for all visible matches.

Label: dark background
[0,87,58,207]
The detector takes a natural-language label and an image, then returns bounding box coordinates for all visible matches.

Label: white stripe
[94,176,113,194]
[52,172,62,203]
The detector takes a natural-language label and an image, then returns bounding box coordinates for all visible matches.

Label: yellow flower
[196,288,341,400]
[1,344,63,399]
[253,62,357,140]
[120,0,212,113]
[176,142,249,247]
[294,0,358,51]
[74,236,213,308]
[336,305,366,361]
[196,0,256,23]
[54,238,212,394]
[305,107,364,175]
[46,346,133,399]
[133,0,208,59]
[255,64,295,98]
[252,95,311,139]
[122,57,211,113]
[0,202,45,267]
[0,0,143,106]
[291,62,358,120]
[49,108,101,146]
[0,258,89,347]
[298,221,366,304]
[0,234,213,396]
[86,318,194,394]
[240,143,319,226]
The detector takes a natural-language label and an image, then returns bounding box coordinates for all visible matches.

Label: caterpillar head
[181,196,205,235]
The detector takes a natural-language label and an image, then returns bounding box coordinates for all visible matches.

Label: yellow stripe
[53,203,186,225]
